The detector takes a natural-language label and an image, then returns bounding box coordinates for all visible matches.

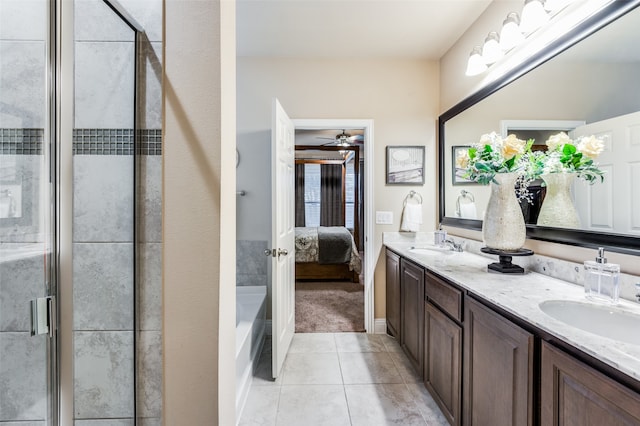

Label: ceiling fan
[317,130,364,147]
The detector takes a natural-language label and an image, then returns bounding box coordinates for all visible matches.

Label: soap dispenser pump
[584,247,620,304]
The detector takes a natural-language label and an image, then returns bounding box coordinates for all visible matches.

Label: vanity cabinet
[385,249,401,338]
[464,297,534,426]
[424,271,463,426]
[400,258,424,375]
[541,341,640,425]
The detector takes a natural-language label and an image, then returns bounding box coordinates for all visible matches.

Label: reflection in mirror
[440,3,640,252]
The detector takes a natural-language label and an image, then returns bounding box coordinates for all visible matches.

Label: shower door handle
[30,296,55,337]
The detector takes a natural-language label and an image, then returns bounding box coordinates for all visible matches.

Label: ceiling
[237,0,492,59]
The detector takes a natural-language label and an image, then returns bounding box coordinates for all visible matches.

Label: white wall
[236,57,440,316]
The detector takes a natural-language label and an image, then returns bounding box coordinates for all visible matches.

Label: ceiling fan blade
[349,135,364,142]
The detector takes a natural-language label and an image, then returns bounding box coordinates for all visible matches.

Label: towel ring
[403,190,423,206]
[456,190,475,217]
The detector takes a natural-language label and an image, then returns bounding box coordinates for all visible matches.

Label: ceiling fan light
[500,12,524,51]
[520,0,549,34]
[466,46,487,76]
[482,31,503,64]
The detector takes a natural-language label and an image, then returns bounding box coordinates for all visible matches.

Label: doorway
[293,119,374,333]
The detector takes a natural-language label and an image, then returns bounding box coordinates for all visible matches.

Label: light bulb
[482,31,503,64]
[544,0,573,13]
[500,12,524,51]
[465,46,487,76]
[520,0,549,34]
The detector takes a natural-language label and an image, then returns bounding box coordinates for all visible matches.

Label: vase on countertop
[536,172,580,229]
[482,172,526,251]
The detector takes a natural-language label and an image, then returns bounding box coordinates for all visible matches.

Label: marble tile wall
[71,1,163,424]
[1,1,49,423]
[237,240,269,287]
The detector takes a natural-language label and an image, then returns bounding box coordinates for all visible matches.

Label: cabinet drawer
[426,271,462,322]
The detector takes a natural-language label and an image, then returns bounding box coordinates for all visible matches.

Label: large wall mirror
[439,1,640,255]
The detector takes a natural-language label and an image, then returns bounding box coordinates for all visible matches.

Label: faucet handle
[635,283,640,301]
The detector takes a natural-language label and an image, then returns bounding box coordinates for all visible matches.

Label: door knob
[278,248,288,257]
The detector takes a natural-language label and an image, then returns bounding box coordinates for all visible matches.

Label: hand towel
[400,202,423,232]
[458,201,477,219]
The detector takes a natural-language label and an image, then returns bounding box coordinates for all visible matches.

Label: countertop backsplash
[383,231,640,303]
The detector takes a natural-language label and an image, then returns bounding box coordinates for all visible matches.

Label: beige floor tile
[389,351,423,383]
[288,333,337,353]
[281,353,343,385]
[339,352,403,384]
[334,332,386,353]
[379,333,404,353]
[276,385,350,426]
[345,383,426,426]
[252,353,282,387]
[405,383,450,425]
[239,385,280,426]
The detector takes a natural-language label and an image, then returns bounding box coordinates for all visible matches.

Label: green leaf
[563,144,576,155]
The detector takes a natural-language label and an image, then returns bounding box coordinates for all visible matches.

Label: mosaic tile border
[0,129,162,155]
[73,129,162,155]
[0,128,44,154]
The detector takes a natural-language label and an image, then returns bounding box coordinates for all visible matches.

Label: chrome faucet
[444,238,463,252]
[635,283,640,302]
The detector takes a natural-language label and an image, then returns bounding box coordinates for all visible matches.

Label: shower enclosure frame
[55,0,145,424]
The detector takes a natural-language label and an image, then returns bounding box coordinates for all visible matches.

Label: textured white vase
[536,173,580,228]
[482,172,526,251]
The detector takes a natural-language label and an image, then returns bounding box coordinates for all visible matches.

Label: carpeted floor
[295,280,365,333]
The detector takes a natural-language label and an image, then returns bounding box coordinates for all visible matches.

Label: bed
[295,226,362,282]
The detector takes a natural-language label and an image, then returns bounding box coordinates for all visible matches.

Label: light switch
[376,211,393,225]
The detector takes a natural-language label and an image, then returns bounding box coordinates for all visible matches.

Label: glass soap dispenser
[584,247,620,304]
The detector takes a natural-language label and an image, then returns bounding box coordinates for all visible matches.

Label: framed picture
[451,145,478,185]
[386,146,425,185]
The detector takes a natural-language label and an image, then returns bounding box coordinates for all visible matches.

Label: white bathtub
[236,285,266,421]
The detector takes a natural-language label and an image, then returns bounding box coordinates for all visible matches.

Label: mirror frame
[438,1,640,256]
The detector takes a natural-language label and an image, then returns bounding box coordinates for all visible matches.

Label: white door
[271,98,296,378]
[573,111,640,235]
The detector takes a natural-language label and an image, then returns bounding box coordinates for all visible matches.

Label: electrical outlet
[376,211,393,225]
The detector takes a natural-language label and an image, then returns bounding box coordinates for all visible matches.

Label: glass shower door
[0,0,56,424]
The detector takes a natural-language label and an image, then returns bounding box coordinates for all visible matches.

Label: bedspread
[295,227,362,274]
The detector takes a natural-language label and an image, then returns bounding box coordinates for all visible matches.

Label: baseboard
[374,318,387,334]
[265,319,272,335]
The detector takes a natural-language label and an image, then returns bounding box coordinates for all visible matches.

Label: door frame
[292,118,375,333]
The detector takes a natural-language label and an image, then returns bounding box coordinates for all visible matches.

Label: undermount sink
[539,300,640,346]
[408,246,453,256]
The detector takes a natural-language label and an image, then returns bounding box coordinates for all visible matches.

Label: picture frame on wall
[386,146,425,185]
[451,145,478,186]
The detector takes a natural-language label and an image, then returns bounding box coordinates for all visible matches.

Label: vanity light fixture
[544,0,574,13]
[520,0,550,33]
[500,12,525,51]
[482,31,503,64]
[465,45,488,76]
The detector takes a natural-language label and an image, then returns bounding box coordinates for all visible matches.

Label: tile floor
[239,332,449,426]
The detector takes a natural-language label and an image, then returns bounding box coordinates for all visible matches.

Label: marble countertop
[384,238,640,384]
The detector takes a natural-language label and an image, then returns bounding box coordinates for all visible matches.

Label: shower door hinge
[30,296,55,338]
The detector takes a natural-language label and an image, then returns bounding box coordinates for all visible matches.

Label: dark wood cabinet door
[400,258,425,375]
[464,297,534,426]
[385,249,401,338]
[424,302,462,426]
[541,341,640,426]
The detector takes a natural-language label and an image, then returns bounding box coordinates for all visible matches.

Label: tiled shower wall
[0,0,48,422]
[236,240,269,287]
[72,1,162,426]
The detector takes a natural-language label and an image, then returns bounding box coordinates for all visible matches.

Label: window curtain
[320,164,344,226]
[295,163,306,227]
